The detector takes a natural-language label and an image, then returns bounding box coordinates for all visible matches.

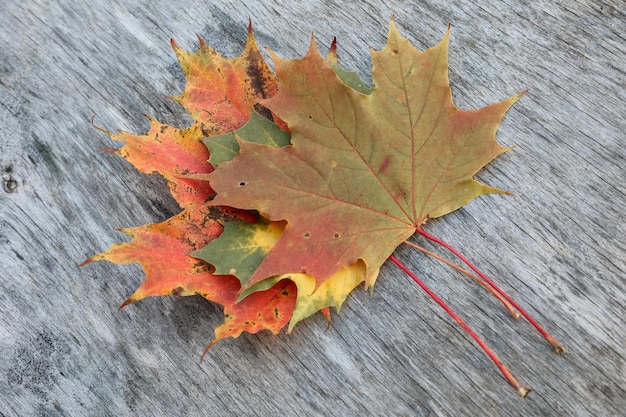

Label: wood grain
[0,1,623,416]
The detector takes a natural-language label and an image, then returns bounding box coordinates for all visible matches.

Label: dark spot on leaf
[172,286,184,296]
[334,233,340,238]
[392,48,398,54]
[239,181,246,186]
[253,103,274,121]
[245,45,270,98]
[379,155,392,174]
[205,206,256,222]
[304,232,310,238]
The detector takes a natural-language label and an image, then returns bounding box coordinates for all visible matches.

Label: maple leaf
[208,21,523,291]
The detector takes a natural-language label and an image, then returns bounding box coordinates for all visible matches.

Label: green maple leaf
[207,21,523,291]
[204,111,291,166]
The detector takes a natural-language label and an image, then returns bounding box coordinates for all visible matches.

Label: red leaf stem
[389,254,532,397]
[402,240,520,319]
[416,227,565,353]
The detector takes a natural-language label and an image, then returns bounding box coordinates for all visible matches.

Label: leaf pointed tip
[196,34,207,48]
[92,117,115,138]
[442,24,452,43]
[307,32,319,55]
[118,297,134,311]
[286,321,295,334]
[321,307,332,330]
[327,37,338,63]
[78,257,93,267]
[200,340,218,362]
[494,90,527,115]
[119,287,146,311]
[387,17,399,36]
[514,89,529,102]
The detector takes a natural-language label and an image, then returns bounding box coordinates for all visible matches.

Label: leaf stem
[389,255,532,397]
[403,240,520,319]
[416,227,565,354]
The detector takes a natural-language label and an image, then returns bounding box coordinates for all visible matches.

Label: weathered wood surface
[0,1,623,415]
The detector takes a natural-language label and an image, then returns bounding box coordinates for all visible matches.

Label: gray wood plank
[0,1,623,416]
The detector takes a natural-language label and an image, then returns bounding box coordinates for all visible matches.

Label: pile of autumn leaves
[86,21,520,350]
